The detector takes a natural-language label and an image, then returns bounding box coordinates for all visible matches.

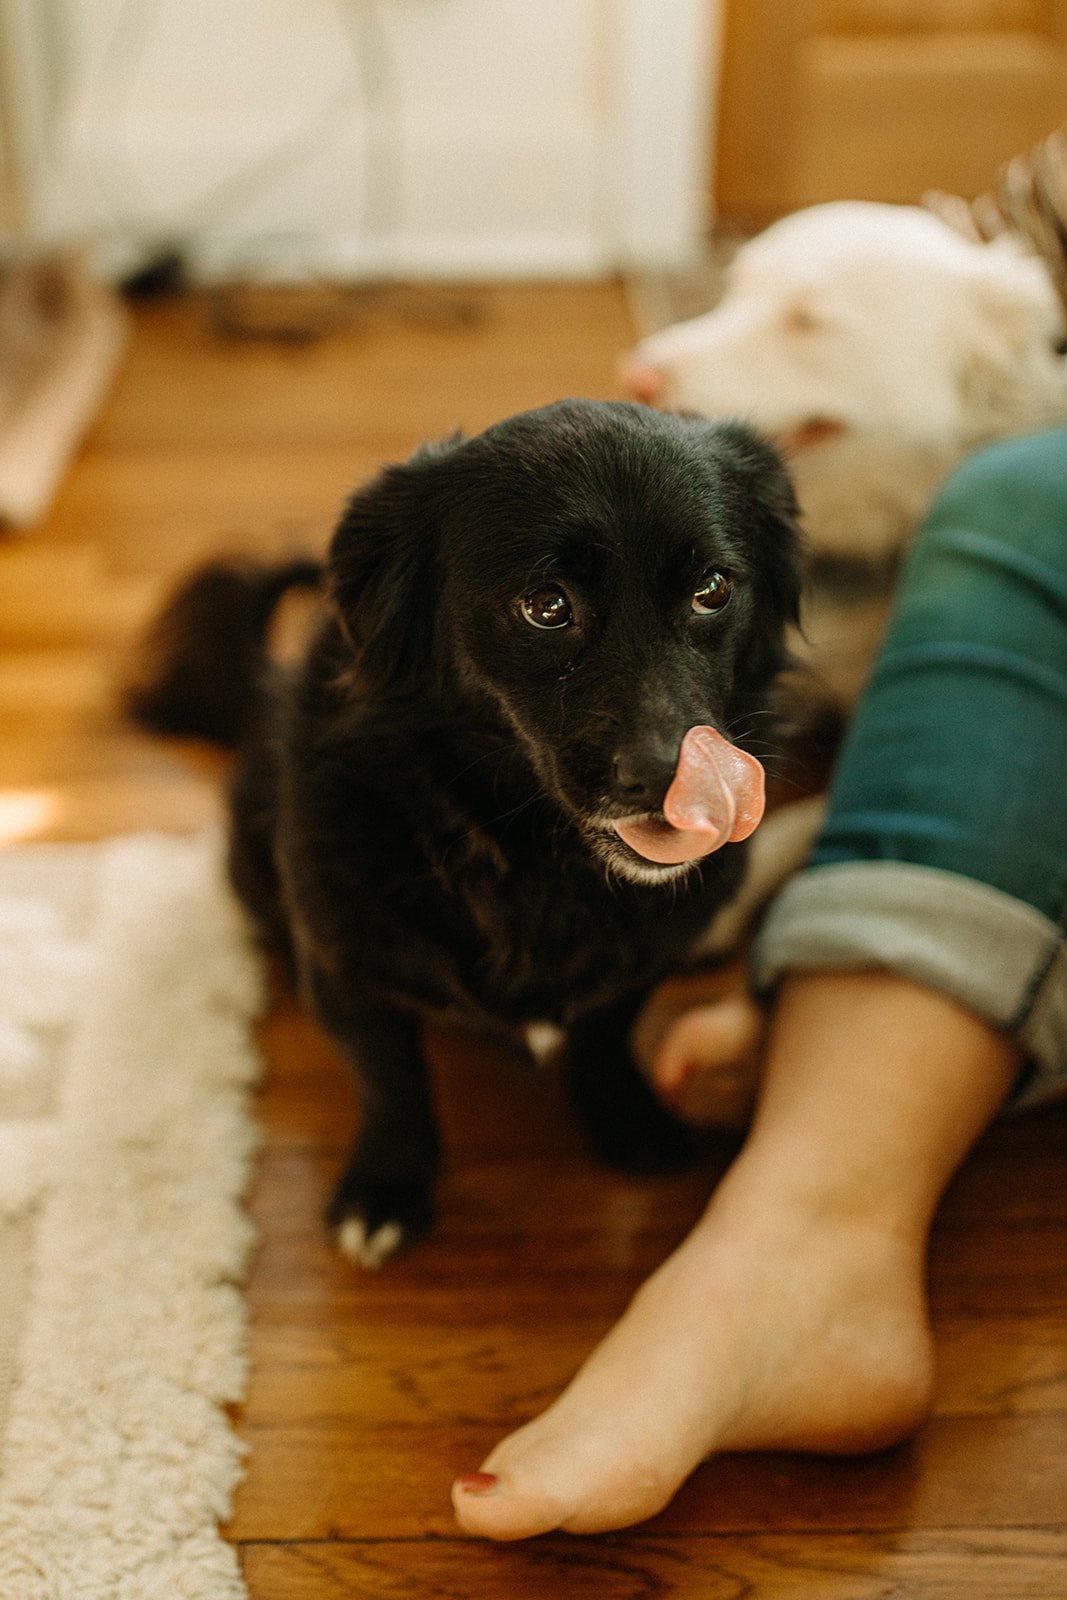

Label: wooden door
[714,0,1067,225]
[0,46,24,231]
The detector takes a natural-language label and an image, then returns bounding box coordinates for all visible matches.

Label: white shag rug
[0,831,264,1600]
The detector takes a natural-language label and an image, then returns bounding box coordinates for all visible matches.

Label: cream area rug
[0,831,264,1599]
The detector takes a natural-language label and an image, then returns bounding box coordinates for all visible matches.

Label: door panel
[715,0,1067,223]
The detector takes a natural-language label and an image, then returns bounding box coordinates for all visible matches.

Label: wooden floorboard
[2,279,1064,1596]
[240,1530,1067,1600]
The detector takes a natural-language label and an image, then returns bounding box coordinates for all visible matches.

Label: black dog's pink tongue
[613,725,765,865]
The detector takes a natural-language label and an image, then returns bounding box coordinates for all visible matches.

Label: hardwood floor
[2,281,1064,1597]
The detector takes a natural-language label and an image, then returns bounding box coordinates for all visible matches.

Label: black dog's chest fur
[278,681,737,1040]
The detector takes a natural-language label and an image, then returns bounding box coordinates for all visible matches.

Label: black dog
[131,400,801,1265]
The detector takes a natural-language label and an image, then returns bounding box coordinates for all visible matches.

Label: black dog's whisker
[443,742,527,793]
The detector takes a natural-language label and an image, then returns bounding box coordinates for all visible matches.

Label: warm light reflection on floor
[0,791,59,846]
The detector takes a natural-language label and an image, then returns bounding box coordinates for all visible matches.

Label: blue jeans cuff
[752,861,1067,1110]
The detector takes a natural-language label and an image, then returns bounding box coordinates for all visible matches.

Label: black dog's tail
[125,557,323,746]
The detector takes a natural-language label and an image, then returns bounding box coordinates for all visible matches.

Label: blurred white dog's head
[620,202,1067,561]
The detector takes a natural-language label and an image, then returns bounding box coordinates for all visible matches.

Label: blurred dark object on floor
[207,280,485,346]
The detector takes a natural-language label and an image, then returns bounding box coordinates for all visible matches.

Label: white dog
[620,202,1067,568]
[619,202,1067,951]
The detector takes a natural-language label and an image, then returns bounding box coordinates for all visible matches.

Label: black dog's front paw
[566,1047,701,1174]
[327,1166,435,1268]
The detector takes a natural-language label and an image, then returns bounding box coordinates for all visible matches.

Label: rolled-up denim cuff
[752,862,1067,1110]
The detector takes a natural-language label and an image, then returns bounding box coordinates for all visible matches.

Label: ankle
[706,1144,930,1266]
[665,1154,937,1455]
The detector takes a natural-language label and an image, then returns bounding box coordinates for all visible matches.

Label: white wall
[5,0,720,279]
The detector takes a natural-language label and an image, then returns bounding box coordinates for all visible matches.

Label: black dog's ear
[712,419,805,635]
[328,436,462,688]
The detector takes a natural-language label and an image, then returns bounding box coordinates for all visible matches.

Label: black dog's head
[329,400,801,884]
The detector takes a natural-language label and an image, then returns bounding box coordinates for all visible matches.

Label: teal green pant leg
[816,427,1067,915]
[755,428,1067,1103]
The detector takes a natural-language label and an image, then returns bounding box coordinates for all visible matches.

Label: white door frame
[0,0,720,273]
[610,0,719,266]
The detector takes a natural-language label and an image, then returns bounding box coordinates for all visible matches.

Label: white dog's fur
[621,203,1067,931]
[621,202,1067,565]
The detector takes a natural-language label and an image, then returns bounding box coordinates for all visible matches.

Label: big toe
[652,999,762,1126]
[451,1466,576,1541]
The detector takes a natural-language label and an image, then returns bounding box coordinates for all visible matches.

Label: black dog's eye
[520,585,573,630]
[692,571,733,614]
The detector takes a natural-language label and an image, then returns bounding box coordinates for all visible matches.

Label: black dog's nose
[612,743,678,809]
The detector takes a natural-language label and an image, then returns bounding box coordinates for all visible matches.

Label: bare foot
[451,1160,934,1539]
[453,973,1019,1542]
[631,966,765,1127]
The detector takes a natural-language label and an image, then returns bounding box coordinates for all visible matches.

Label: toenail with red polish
[455,1472,498,1495]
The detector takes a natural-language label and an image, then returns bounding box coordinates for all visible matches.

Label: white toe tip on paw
[523,1020,565,1064]
[337,1216,406,1269]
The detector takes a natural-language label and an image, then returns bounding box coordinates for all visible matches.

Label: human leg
[453,429,1067,1539]
[452,969,1018,1539]
[641,425,1067,1117]
[753,427,1067,1103]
